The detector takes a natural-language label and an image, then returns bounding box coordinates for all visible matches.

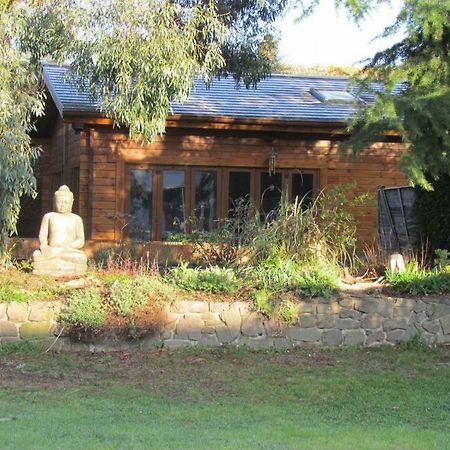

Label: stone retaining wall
[0,301,62,344]
[1,294,450,351]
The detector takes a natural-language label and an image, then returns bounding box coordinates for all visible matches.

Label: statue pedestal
[32,258,87,278]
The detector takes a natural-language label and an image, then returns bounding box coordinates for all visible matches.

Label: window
[310,88,358,104]
[260,172,282,216]
[162,170,186,240]
[291,172,314,207]
[127,166,317,241]
[228,171,251,216]
[129,169,153,241]
[194,170,218,232]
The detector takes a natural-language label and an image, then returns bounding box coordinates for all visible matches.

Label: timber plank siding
[28,65,409,247]
[38,123,406,245]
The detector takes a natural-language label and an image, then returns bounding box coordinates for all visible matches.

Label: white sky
[277,0,404,66]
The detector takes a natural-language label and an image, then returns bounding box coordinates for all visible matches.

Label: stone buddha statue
[33,185,87,277]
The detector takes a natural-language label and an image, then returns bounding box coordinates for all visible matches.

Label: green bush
[252,290,298,324]
[110,276,174,316]
[415,175,450,253]
[242,257,339,298]
[253,289,276,316]
[166,263,240,294]
[246,256,301,291]
[0,284,28,303]
[295,265,340,299]
[277,299,298,325]
[60,288,106,328]
[386,263,450,295]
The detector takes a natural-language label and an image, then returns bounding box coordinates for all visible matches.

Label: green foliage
[434,249,450,271]
[189,185,364,270]
[0,276,62,303]
[245,259,339,298]
[0,0,287,261]
[399,333,428,351]
[277,299,298,325]
[103,273,134,286]
[415,176,450,253]
[386,263,450,295]
[253,289,276,316]
[0,9,44,260]
[166,262,240,294]
[60,288,106,328]
[253,289,299,324]
[295,264,340,299]
[0,340,37,357]
[109,276,174,316]
[0,284,29,303]
[251,186,366,267]
[337,0,450,188]
[243,256,302,291]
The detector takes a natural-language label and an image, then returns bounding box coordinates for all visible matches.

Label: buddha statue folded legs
[33,185,87,277]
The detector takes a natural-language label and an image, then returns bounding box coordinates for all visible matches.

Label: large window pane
[195,171,217,231]
[292,172,314,207]
[228,171,251,216]
[162,170,186,240]
[260,172,282,216]
[130,169,152,240]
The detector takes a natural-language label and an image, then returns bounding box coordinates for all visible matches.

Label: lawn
[0,344,449,449]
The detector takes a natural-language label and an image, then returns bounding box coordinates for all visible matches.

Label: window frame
[125,165,319,241]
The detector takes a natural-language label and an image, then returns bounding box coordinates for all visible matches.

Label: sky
[277,0,404,67]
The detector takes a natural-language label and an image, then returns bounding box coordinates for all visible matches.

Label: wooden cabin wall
[40,118,82,216]
[87,125,407,246]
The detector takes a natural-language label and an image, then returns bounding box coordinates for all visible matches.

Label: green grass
[0,345,449,449]
[386,263,450,295]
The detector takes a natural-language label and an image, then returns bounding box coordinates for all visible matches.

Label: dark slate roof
[42,63,389,124]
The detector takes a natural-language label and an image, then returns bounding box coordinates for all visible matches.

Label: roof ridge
[41,63,353,82]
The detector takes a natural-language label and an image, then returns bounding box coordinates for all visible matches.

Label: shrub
[109,276,174,316]
[166,263,240,294]
[434,249,450,271]
[277,299,298,325]
[295,265,340,299]
[92,243,157,275]
[252,290,298,324]
[0,284,28,303]
[253,289,276,316]
[187,199,261,266]
[60,288,106,328]
[386,263,450,295]
[242,258,339,298]
[415,175,450,254]
[242,256,302,291]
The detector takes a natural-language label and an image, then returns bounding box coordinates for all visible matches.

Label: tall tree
[0,1,44,262]
[0,0,287,258]
[300,0,450,189]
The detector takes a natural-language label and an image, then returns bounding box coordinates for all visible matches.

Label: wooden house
[28,64,407,248]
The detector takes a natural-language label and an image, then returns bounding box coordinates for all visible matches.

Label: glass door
[260,172,283,217]
[129,169,153,241]
[194,170,218,231]
[162,170,186,240]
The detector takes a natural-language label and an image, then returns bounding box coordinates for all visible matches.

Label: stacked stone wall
[0,301,62,344]
[1,295,450,351]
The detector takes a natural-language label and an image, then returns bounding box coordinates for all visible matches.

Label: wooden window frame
[125,165,319,241]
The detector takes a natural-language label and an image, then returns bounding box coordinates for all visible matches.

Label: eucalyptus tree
[0,0,287,259]
[1,0,448,260]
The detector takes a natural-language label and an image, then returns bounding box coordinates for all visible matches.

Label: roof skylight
[310,88,357,104]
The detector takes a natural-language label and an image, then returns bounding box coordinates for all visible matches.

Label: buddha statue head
[54,185,74,214]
